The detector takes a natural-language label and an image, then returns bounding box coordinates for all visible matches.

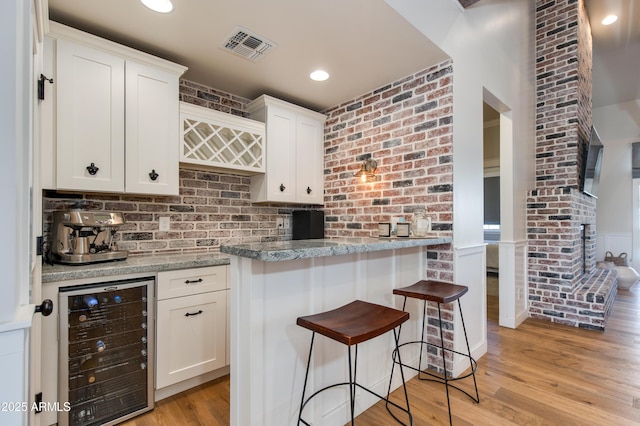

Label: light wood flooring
[123,277,640,425]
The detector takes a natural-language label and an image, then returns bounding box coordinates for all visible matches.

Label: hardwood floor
[123,280,640,425]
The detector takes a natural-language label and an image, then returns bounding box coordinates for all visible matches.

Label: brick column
[528,0,599,328]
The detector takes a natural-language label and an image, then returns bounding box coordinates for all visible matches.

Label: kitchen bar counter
[42,252,230,283]
[220,235,452,261]
[223,236,451,426]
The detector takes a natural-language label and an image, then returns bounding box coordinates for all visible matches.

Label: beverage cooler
[58,277,155,426]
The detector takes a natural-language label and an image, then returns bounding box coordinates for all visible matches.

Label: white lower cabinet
[155,266,229,390]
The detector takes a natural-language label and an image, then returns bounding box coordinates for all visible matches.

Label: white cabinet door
[263,105,296,202]
[56,38,125,192]
[156,290,227,389]
[296,115,324,204]
[125,62,179,195]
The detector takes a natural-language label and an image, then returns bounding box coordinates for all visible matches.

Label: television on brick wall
[580,126,604,198]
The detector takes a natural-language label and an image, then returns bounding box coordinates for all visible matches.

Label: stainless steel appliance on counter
[51,207,128,265]
[58,277,154,426]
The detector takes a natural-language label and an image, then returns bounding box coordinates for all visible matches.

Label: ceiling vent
[221,26,277,62]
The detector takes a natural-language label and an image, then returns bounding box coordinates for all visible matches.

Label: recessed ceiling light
[601,14,618,25]
[140,0,173,13]
[310,70,330,82]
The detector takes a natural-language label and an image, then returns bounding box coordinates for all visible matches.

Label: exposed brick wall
[323,59,454,282]
[527,188,599,325]
[43,170,294,256]
[534,0,592,189]
[529,0,603,329]
[179,79,251,117]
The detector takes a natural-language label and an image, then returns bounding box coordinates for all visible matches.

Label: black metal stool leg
[458,299,479,403]
[298,332,316,426]
[385,326,413,425]
[393,327,412,423]
[386,297,408,400]
[437,303,453,425]
[418,299,428,379]
[348,344,358,425]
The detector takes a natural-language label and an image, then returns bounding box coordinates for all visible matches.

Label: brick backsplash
[43,170,295,257]
[322,59,454,282]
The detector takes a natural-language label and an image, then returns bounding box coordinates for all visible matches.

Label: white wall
[386,0,535,331]
[386,0,536,246]
[593,99,640,269]
[0,0,36,424]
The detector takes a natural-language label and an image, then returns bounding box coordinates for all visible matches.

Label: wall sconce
[354,158,377,183]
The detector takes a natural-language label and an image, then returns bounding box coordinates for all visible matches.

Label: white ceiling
[46,0,448,112]
[46,0,639,112]
[584,0,640,108]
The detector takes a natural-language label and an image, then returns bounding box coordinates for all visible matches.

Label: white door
[125,61,179,195]
[56,38,125,192]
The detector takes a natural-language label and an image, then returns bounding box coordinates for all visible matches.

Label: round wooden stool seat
[297,300,409,346]
[393,280,468,303]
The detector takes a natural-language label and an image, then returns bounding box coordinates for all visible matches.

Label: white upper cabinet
[180,102,265,175]
[55,38,125,193]
[247,95,326,205]
[295,114,325,204]
[125,62,180,195]
[45,22,186,195]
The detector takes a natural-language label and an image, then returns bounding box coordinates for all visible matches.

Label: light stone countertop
[41,252,230,283]
[220,235,452,262]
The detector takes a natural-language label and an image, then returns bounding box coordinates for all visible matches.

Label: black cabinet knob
[86,163,99,175]
[279,183,286,192]
[149,170,159,181]
[306,186,312,194]
[35,299,53,317]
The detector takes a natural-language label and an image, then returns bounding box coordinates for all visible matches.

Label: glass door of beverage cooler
[58,277,154,426]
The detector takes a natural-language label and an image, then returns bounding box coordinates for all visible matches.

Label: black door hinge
[36,236,43,256]
[38,74,53,101]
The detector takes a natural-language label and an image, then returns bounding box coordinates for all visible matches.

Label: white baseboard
[155,365,230,402]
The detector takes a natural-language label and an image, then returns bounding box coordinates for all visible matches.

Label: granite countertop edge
[220,236,452,262]
[42,253,231,283]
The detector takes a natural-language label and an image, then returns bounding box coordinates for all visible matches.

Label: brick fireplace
[527,0,616,330]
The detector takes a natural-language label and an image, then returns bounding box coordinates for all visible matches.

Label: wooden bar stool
[297,300,413,425]
[390,280,479,425]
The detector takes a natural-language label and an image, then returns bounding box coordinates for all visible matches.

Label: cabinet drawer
[157,265,228,300]
[156,290,227,388]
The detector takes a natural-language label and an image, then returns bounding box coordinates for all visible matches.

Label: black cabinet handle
[279,183,286,192]
[184,278,203,284]
[149,170,159,181]
[86,163,99,175]
[35,299,53,317]
[306,186,312,194]
[185,310,203,317]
